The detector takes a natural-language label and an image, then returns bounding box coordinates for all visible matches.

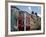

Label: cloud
[38,14,41,17]
[28,7,32,14]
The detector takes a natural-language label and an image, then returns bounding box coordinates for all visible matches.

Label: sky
[12,6,41,16]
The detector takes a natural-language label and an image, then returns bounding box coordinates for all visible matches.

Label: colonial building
[11,6,41,31]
